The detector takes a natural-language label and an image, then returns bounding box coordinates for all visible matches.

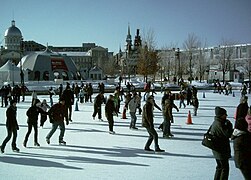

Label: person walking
[46,98,69,145]
[232,101,251,180]
[0,100,20,153]
[61,83,74,122]
[92,92,104,121]
[48,87,56,106]
[105,95,117,134]
[162,94,177,138]
[39,99,50,127]
[142,96,164,152]
[179,90,186,108]
[23,99,46,147]
[191,95,199,116]
[128,92,140,130]
[210,106,233,180]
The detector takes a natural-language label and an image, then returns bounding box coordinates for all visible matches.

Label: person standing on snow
[128,92,140,130]
[232,97,251,180]
[46,98,69,145]
[105,95,117,134]
[92,92,104,121]
[0,100,20,153]
[210,106,233,180]
[61,83,74,122]
[39,99,50,127]
[23,99,46,147]
[142,96,164,152]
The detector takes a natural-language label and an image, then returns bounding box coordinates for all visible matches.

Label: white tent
[0,60,28,85]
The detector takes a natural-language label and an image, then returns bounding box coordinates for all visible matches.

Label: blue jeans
[130,112,137,128]
[46,121,65,141]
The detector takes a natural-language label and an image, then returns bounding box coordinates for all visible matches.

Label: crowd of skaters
[0,80,250,179]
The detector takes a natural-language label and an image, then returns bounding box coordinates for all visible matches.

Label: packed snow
[0,88,246,180]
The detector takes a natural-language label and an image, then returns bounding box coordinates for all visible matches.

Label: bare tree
[183,33,201,82]
[219,38,236,83]
[137,28,159,82]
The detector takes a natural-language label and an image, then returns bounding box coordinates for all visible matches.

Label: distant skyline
[0,0,251,53]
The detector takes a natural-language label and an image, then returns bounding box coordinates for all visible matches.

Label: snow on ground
[0,89,246,180]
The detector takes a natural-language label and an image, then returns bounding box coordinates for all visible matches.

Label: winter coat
[26,105,46,124]
[62,89,74,106]
[128,97,138,113]
[142,101,154,128]
[233,132,251,169]
[48,103,67,123]
[105,99,116,117]
[94,94,104,107]
[210,117,233,160]
[6,105,19,130]
[162,99,178,121]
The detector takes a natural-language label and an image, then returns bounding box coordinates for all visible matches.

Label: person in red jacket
[0,100,20,153]
[46,98,69,145]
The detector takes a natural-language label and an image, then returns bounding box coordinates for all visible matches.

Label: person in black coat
[232,100,251,180]
[23,99,46,147]
[0,100,20,153]
[210,106,233,180]
[92,92,104,120]
[61,83,74,122]
[235,96,248,130]
[142,96,164,152]
[105,95,117,134]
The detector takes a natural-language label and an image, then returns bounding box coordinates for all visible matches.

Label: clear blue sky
[0,0,251,53]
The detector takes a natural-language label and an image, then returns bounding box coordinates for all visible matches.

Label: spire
[126,24,132,52]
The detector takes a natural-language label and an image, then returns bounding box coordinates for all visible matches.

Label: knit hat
[215,106,227,117]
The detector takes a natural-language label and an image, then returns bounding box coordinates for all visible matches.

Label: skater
[40,99,50,127]
[142,96,164,152]
[23,99,46,147]
[46,98,69,145]
[191,95,199,116]
[210,107,233,180]
[128,92,140,129]
[179,90,186,108]
[0,100,20,153]
[61,83,74,122]
[48,87,56,106]
[105,95,117,134]
[162,94,176,138]
[92,92,104,121]
[232,99,251,180]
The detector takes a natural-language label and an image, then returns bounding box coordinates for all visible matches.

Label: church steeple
[125,24,132,52]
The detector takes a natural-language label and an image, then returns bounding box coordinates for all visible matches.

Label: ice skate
[12,147,20,152]
[34,142,40,147]
[155,148,165,153]
[109,131,115,134]
[46,138,50,144]
[59,140,66,145]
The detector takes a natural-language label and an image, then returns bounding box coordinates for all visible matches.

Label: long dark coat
[210,117,233,160]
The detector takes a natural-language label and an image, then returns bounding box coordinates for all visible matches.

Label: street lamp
[12,62,14,86]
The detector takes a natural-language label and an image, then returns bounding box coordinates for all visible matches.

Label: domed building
[19,47,80,81]
[0,20,23,66]
[4,20,22,51]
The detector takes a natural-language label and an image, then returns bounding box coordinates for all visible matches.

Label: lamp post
[12,62,14,86]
